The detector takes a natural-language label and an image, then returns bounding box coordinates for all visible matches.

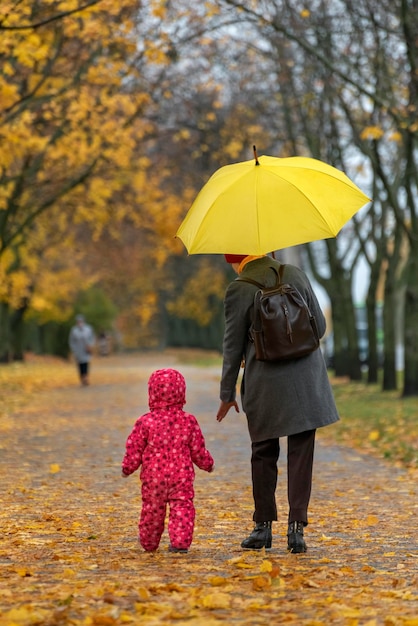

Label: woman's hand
[216,400,239,422]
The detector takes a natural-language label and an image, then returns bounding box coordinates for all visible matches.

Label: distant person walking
[68,314,95,386]
[122,368,214,553]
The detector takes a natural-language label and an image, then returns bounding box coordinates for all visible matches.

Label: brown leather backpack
[236,265,320,361]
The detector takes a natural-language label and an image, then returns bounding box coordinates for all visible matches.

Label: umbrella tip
[253,145,260,166]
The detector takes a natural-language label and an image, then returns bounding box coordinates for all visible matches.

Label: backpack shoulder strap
[235,264,285,289]
[235,275,264,288]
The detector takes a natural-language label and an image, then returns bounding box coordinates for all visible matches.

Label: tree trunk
[303,241,361,379]
[326,240,362,380]
[10,304,28,361]
[330,293,349,377]
[365,295,379,383]
[382,277,398,391]
[329,284,362,380]
[0,303,13,363]
[381,227,405,391]
[345,300,363,381]
[364,243,384,383]
[402,248,418,396]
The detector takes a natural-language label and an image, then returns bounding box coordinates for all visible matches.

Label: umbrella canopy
[176,153,370,255]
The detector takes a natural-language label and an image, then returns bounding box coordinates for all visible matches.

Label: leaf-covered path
[1,353,417,625]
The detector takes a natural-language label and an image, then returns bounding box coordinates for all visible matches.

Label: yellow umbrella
[176,149,370,255]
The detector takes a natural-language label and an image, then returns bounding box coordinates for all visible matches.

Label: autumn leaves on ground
[1,352,417,626]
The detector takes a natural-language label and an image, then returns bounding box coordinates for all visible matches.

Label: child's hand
[209,465,215,473]
[121,470,129,478]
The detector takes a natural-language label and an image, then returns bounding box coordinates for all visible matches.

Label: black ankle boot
[241,522,272,550]
[287,521,307,553]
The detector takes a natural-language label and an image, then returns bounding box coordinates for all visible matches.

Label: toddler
[121,368,214,552]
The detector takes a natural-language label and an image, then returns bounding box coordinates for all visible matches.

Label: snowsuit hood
[148,368,186,410]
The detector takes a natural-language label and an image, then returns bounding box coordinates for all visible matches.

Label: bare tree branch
[0,0,103,30]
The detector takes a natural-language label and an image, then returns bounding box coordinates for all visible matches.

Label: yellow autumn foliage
[360,126,385,140]
[201,591,232,609]
[167,262,226,326]
[0,0,181,325]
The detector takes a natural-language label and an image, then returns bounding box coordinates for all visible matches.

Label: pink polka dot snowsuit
[122,369,214,551]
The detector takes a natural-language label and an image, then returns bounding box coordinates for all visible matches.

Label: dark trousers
[251,429,316,525]
[78,362,88,377]
[77,362,90,385]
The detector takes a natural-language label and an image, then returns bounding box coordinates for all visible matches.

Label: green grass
[174,348,223,367]
[327,379,418,469]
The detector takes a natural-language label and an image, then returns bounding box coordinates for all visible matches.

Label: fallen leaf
[252,575,271,591]
[201,591,231,609]
[208,575,229,586]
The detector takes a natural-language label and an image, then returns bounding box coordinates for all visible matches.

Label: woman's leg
[287,429,316,524]
[251,438,280,522]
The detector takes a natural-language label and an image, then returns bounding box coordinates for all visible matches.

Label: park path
[0,351,417,625]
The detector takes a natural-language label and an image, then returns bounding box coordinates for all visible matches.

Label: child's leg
[139,481,167,551]
[168,497,195,550]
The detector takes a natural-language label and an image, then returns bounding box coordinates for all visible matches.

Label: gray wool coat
[69,323,95,364]
[220,256,340,442]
